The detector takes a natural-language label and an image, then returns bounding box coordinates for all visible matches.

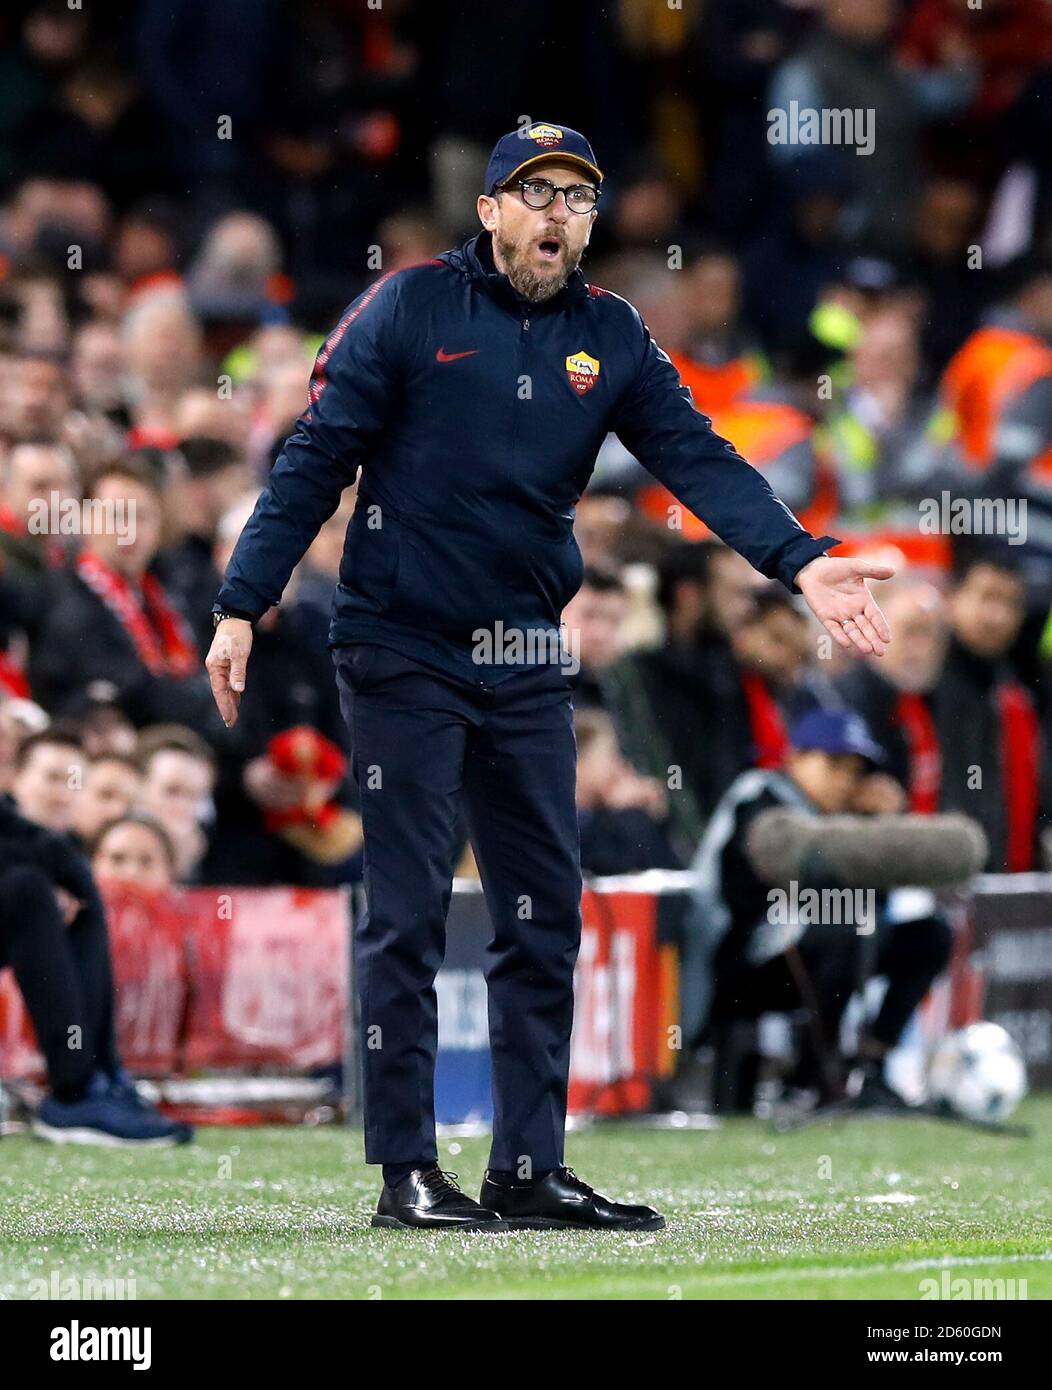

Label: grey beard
[496,234,581,303]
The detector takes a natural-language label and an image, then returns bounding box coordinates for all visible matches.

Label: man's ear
[477,194,498,232]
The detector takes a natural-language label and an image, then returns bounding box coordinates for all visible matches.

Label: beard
[494,229,583,303]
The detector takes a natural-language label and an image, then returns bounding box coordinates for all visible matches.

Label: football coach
[208,122,892,1231]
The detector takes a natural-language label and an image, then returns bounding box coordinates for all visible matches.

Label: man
[935,553,1043,872]
[2,730,190,1145]
[135,726,216,883]
[689,710,978,1109]
[835,575,947,808]
[559,563,629,713]
[73,752,143,846]
[29,457,213,733]
[207,123,892,1231]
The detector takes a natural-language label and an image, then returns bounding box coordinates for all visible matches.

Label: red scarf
[893,692,942,812]
[76,550,198,678]
[998,682,1039,872]
[0,651,30,698]
[741,671,789,769]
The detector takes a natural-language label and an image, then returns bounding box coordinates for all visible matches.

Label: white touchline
[681,1251,1052,1286]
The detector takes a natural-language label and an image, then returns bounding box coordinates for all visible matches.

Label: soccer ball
[927,1023,1027,1122]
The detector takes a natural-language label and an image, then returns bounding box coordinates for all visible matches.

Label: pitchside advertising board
[968,875,1052,1088]
[422,875,685,1123]
[2,874,1049,1109]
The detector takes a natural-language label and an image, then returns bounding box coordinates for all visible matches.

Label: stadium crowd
[2,0,1052,901]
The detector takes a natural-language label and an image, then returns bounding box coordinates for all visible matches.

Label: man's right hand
[206,618,254,727]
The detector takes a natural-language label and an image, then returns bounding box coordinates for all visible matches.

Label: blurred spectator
[0,695,50,792]
[835,576,948,806]
[574,708,678,875]
[196,492,355,886]
[121,288,203,449]
[900,0,1052,125]
[28,457,214,729]
[820,307,933,527]
[914,260,1052,607]
[186,212,283,323]
[910,177,989,377]
[934,552,1044,871]
[0,353,70,439]
[135,724,215,883]
[152,437,252,648]
[561,564,630,714]
[73,751,143,846]
[75,700,138,759]
[0,441,78,652]
[10,725,83,832]
[681,246,767,410]
[606,543,771,856]
[690,707,961,1108]
[768,0,976,255]
[90,811,174,892]
[71,321,130,425]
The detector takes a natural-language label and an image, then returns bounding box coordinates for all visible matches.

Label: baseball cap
[485,122,603,194]
[788,708,885,767]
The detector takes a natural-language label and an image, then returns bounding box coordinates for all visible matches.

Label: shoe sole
[370,1215,506,1232]
[31,1121,183,1149]
[498,1214,666,1232]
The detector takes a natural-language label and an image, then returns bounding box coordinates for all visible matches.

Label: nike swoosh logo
[436,347,480,362]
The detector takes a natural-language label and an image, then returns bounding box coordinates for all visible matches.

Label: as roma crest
[526,123,563,147]
[565,350,600,395]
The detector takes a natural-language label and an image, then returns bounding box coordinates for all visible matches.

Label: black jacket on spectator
[606,637,746,856]
[28,567,216,732]
[933,635,1044,872]
[0,794,97,905]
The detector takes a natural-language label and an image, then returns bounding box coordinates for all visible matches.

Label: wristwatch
[212,608,254,629]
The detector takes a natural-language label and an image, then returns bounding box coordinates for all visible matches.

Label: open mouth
[537,238,562,262]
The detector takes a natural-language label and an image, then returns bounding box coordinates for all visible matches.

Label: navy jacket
[217,231,836,679]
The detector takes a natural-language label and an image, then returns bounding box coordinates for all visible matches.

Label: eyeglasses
[506,178,600,214]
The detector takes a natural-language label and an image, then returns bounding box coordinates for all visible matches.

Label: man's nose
[546,193,572,221]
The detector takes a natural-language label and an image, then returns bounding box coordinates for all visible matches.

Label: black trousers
[713,913,954,1056]
[333,643,582,1173]
[0,865,120,1092]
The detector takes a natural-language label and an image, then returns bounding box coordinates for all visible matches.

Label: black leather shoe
[371,1168,504,1231]
[480,1166,665,1231]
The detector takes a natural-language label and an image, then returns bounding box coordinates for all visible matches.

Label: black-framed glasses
[507,178,600,214]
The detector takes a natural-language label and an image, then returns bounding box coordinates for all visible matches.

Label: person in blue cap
[206,121,894,1230]
[689,708,985,1112]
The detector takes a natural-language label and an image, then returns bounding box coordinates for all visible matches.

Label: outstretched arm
[612,321,839,592]
[612,319,894,654]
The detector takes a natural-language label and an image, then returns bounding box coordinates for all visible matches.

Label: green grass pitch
[2,1099,1051,1300]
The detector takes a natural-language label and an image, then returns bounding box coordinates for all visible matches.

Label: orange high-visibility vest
[637,398,836,539]
[940,325,1052,476]
[669,349,763,416]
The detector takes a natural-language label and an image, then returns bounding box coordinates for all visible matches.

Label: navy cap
[788,708,885,767]
[484,122,603,194]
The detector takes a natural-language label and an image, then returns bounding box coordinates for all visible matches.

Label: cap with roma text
[484,122,603,194]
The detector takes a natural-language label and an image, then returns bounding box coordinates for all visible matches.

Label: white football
[927,1022,1027,1122]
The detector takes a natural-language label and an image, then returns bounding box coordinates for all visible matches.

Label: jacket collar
[444,230,589,314]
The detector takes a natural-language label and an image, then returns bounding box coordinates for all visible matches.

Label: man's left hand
[795,555,895,656]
